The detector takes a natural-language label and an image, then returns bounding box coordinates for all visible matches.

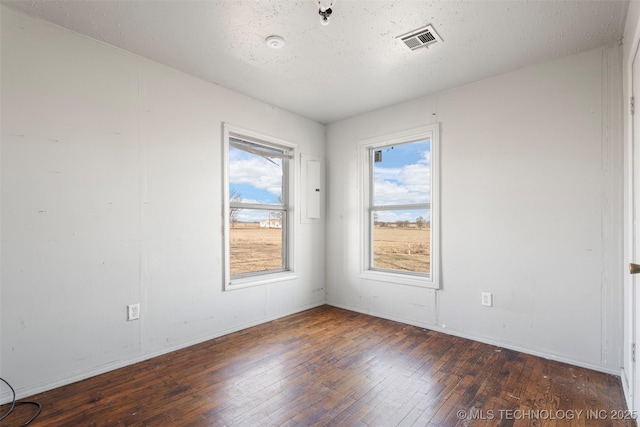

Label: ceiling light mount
[315,0,336,26]
[265,35,285,49]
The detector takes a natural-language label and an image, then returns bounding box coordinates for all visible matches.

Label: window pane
[229,209,285,276]
[229,144,283,206]
[373,139,430,206]
[372,209,430,274]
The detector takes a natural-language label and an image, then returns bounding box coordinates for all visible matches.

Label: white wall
[622,0,640,409]
[0,6,325,399]
[326,46,624,373]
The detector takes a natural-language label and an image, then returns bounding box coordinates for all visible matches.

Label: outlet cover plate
[481,292,493,307]
[127,303,140,321]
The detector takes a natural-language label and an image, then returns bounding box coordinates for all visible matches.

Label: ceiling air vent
[398,24,442,51]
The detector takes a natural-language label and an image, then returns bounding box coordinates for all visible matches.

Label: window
[360,124,439,288]
[223,124,296,290]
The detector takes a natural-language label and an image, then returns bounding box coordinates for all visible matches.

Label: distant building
[260,218,282,228]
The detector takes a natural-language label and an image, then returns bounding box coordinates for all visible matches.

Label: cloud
[229,148,283,198]
[374,149,431,205]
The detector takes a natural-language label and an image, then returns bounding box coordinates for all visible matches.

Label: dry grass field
[230,223,283,275]
[230,223,430,276]
[373,225,430,273]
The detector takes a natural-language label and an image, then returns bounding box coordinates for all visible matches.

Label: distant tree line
[373,215,429,229]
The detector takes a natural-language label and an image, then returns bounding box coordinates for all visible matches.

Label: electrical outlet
[127,303,140,321]
[481,292,493,307]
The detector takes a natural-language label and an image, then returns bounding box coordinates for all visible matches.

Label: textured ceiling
[2,0,630,124]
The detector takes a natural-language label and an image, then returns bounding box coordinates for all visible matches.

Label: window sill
[359,270,439,289]
[225,271,298,291]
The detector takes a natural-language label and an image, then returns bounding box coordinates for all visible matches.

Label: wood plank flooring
[3,305,634,426]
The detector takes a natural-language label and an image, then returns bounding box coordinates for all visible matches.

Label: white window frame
[359,124,440,289]
[222,123,297,291]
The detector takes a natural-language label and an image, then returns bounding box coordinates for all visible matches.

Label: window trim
[359,124,440,289]
[222,123,297,291]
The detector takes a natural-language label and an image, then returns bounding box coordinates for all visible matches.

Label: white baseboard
[326,301,621,376]
[3,302,325,404]
[5,300,622,406]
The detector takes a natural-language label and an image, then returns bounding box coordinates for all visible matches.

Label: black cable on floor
[0,377,42,426]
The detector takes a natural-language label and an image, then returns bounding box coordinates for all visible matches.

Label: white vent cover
[398,24,442,50]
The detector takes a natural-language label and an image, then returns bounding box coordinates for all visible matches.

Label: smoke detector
[398,24,442,50]
[265,35,285,49]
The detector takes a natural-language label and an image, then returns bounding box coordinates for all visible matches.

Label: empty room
[3,0,640,425]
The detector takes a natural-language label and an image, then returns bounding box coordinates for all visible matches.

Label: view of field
[373,225,430,274]
[230,222,430,276]
[229,223,283,275]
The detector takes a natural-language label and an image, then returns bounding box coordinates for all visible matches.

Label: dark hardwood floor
[2,305,634,426]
